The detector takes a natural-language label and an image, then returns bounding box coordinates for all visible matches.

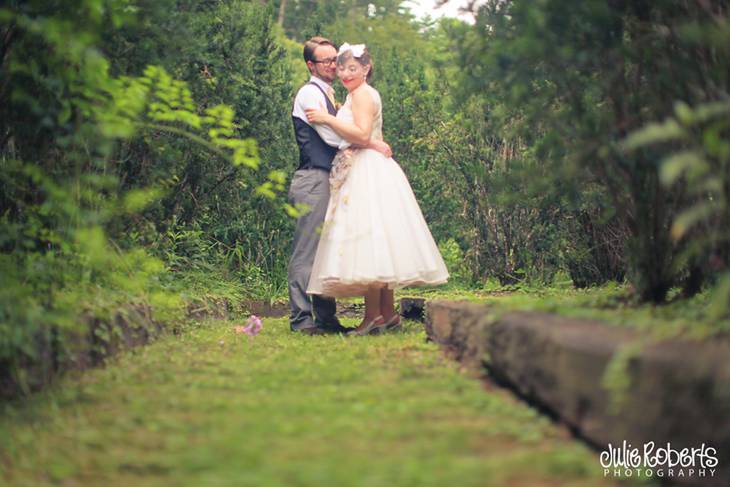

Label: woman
[306,43,448,336]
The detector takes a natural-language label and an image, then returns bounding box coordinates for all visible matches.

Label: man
[288,36,391,335]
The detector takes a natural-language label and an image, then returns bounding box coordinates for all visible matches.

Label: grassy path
[1,317,634,486]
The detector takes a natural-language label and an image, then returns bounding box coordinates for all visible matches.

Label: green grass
[0,316,639,487]
[401,283,730,339]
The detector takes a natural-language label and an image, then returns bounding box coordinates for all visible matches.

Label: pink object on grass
[234,315,263,336]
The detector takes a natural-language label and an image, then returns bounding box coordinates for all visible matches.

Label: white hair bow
[338,42,366,58]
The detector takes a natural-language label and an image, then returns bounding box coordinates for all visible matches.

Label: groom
[288,36,390,335]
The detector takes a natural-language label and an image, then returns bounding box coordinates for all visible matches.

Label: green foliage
[104,0,300,286]
[624,99,730,318]
[450,0,729,305]
[437,238,472,286]
[274,0,406,41]
[0,0,294,393]
[0,156,182,391]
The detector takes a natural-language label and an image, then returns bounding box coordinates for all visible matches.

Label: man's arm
[293,85,347,148]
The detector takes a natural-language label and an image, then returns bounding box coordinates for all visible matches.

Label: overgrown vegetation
[1,0,728,395]
[0,0,289,393]
[449,0,729,306]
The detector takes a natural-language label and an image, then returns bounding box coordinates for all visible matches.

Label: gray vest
[293,82,338,171]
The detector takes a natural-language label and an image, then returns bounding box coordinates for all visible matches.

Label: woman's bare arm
[305,87,375,146]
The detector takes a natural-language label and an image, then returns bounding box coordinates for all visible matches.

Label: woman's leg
[356,285,384,330]
[380,288,397,322]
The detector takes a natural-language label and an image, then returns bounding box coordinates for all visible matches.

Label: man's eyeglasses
[313,57,337,65]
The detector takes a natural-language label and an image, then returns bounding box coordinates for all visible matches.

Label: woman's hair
[303,36,336,64]
[337,46,374,81]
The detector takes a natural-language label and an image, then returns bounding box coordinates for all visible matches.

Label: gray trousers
[287,169,337,330]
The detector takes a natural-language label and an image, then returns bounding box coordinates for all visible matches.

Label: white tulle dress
[307,84,449,298]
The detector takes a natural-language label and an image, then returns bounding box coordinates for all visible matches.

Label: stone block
[400,297,426,321]
[425,300,730,486]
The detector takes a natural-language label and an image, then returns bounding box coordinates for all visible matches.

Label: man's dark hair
[303,36,336,63]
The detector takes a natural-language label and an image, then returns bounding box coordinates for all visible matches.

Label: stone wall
[426,300,730,487]
[1,299,231,399]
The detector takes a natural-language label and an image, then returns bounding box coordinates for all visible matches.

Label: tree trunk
[277,0,287,26]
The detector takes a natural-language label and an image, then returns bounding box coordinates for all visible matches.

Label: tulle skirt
[307,148,449,298]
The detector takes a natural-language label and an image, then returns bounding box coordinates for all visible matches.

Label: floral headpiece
[338,42,367,58]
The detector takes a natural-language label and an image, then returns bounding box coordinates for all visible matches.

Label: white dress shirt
[292,76,350,149]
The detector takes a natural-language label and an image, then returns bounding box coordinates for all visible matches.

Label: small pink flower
[234,315,263,336]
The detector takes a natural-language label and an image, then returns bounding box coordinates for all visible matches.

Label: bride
[305,43,448,336]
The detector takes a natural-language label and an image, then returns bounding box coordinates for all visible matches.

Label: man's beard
[317,69,336,83]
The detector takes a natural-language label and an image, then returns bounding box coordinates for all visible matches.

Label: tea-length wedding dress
[307,84,448,297]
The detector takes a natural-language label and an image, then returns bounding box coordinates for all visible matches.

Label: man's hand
[369,139,392,158]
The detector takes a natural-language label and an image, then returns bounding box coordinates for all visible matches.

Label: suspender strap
[307,82,337,115]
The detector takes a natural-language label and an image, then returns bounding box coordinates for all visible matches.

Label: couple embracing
[287,37,448,337]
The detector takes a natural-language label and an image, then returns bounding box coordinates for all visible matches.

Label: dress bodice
[337,84,383,141]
